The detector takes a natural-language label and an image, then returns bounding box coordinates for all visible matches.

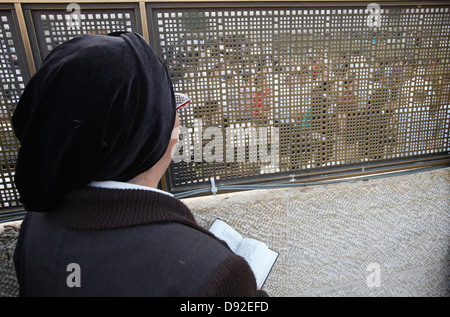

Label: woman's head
[12,32,176,211]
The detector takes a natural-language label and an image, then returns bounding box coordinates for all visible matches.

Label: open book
[209,219,279,288]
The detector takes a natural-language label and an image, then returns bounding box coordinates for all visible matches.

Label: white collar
[88,180,174,197]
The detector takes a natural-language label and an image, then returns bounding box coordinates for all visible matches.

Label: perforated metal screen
[0,7,29,209]
[25,3,141,67]
[152,4,450,192]
[0,2,449,212]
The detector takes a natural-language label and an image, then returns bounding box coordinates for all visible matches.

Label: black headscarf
[12,32,176,212]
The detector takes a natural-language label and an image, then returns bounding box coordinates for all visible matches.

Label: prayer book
[209,219,279,288]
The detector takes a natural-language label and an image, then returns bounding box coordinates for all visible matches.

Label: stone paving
[186,167,450,296]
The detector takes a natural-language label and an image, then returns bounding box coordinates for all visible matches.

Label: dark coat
[14,187,264,297]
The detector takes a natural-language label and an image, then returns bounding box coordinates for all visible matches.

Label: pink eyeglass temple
[175,93,191,110]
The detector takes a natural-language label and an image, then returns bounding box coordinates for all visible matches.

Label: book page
[236,238,278,288]
[209,219,243,253]
[255,248,279,288]
[209,219,279,288]
[235,238,267,267]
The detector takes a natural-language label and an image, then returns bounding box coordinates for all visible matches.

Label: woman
[12,32,266,297]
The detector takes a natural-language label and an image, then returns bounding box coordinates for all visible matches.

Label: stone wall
[1,167,449,297]
[185,167,450,296]
[0,221,20,297]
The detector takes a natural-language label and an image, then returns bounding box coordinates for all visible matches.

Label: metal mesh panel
[0,9,28,209]
[26,4,140,66]
[152,5,450,191]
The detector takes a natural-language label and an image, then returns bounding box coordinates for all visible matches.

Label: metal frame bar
[167,155,450,196]
[13,3,36,75]
[2,0,447,4]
